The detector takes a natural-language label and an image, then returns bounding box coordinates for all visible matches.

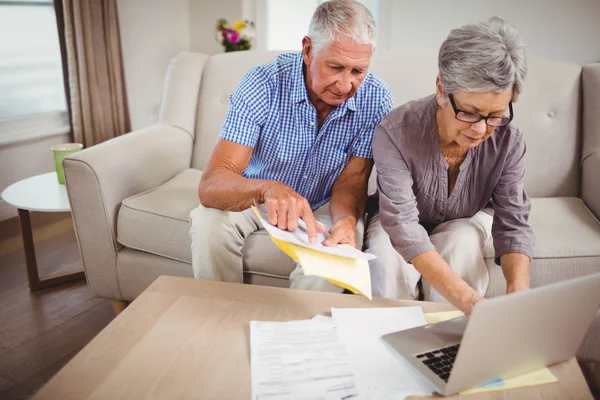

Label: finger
[266,199,278,226]
[277,199,288,230]
[286,198,299,231]
[323,229,350,246]
[322,230,344,246]
[339,234,358,248]
[316,221,328,234]
[299,204,318,244]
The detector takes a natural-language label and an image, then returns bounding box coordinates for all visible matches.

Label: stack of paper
[331,307,436,399]
[250,309,558,400]
[252,205,374,299]
[250,317,360,400]
[250,307,437,400]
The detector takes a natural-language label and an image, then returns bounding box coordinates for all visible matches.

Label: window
[0,0,69,144]
[260,0,384,51]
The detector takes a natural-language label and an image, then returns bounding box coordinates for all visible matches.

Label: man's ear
[302,36,312,65]
[435,75,445,106]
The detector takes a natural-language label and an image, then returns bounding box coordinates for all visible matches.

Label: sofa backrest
[191,51,582,198]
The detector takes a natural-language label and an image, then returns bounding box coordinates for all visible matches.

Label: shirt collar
[292,53,310,104]
[292,52,357,113]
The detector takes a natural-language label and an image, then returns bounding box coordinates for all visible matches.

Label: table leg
[18,208,86,291]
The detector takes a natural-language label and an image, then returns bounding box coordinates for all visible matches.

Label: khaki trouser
[189,202,365,293]
[365,211,493,302]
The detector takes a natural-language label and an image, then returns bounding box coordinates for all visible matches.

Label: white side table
[1,172,85,291]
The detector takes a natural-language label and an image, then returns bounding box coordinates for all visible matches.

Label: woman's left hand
[506,281,530,295]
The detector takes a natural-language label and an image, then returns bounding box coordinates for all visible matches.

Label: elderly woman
[366,17,535,315]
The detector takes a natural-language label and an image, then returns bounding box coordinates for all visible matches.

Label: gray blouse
[373,94,535,264]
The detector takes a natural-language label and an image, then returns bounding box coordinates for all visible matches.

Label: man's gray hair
[308,0,376,51]
[438,16,527,102]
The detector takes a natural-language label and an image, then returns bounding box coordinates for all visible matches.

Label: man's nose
[337,73,353,94]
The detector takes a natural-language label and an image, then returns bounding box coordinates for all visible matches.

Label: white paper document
[331,307,436,399]
[250,318,361,400]
[252,204,375,260]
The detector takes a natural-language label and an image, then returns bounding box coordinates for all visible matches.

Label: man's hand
[262,181,326,243]
[323,216,357,248]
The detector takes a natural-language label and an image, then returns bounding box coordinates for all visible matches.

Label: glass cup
[50,143,84,184]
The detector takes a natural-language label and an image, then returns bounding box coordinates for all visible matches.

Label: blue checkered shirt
[219,52,393,209]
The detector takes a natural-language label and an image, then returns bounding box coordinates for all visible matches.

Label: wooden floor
[0,212,598,399]
[0,212,113,400]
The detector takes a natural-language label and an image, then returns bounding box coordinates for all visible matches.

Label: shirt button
[310,122,315,126]
[303,174,308,179]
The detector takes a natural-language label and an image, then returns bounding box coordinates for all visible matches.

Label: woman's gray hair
[308,0,376,52]
[438,16,527,102]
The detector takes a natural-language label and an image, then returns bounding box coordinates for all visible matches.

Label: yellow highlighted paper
[461,367,557,395]
[270,236,372,299]
[424,310,465,324]
[423,311,558,394]
[252,206,372,299]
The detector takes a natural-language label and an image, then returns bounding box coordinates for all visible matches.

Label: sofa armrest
[582,64,600,219]
[64,124,193,299]
[582,151,600,219]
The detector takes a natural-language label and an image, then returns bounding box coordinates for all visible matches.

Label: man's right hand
[261,181,326,244]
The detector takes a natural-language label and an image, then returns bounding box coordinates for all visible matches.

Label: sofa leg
[112,300,129,316]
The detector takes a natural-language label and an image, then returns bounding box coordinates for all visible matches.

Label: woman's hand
[501,253,531,295]
[458,289,485,316]
[412,250,484,315]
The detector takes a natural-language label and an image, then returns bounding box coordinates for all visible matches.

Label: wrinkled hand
[322,217,357,248]
[460,291,485,316]
[263,182,326,243]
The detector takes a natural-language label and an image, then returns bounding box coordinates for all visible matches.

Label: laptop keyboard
[415,344,460,382]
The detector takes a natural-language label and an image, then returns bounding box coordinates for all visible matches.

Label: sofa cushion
[118,168,202,263]
[483,197,600,260]
[243,230,295,279]
[192,52,582,198]
[117,168,295,281]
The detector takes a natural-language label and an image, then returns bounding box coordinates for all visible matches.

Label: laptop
[381,273,600,396]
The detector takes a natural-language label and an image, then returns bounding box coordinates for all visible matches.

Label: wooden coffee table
[33,276,593,399]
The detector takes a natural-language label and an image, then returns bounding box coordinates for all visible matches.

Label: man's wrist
[256,181,273,204]
[332,215,357,228]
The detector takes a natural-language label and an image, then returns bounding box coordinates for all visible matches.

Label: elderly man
[190,0,393,292]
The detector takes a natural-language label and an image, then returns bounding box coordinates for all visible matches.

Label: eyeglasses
[448,94,513,127]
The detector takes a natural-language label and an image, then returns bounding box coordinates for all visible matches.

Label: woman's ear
[435,75,445,106]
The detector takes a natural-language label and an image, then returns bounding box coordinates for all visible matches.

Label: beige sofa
[64,51,600,362]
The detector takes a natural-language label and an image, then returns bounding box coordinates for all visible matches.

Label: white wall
[117,0,191,131]
[387,0,600,65]
[2,0,599,224]
[189,0,243,55]
[0,133,69,221]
